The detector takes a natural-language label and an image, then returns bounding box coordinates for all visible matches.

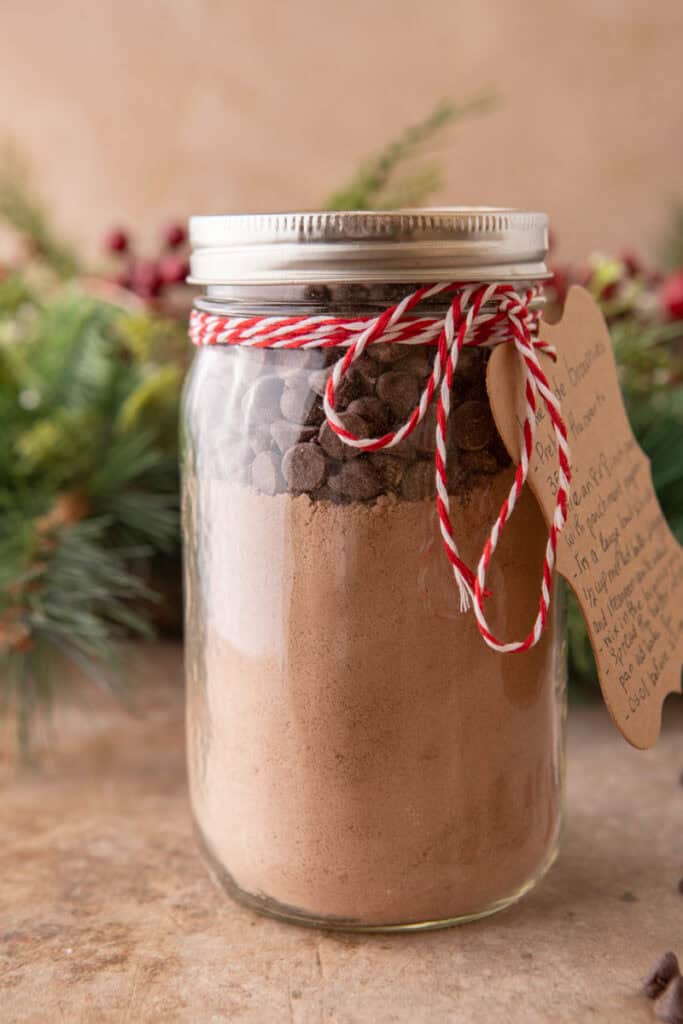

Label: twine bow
[189,282,571,653]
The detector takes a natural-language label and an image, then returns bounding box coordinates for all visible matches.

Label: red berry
[163,222,187,249]
[131,260,163,299]
[598,280,619,301]
[660,270,683,320]
[104,228,129,254]
[620,250,641,277]
[159,255,189,285]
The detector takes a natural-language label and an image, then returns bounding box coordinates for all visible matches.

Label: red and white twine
[189,282,571,654]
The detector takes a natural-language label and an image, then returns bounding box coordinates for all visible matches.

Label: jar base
[194,823,560,934]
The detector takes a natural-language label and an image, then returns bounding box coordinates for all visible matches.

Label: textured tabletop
[1,645,681,1023]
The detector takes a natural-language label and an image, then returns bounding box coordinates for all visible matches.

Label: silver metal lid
[189,208,549,285]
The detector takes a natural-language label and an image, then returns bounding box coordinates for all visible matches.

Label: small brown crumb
[642,952,680,999]
[655,976,683,1023]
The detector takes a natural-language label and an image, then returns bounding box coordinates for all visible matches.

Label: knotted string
[189,282,571,653]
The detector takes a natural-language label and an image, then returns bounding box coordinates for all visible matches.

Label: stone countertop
[1,646,681,1024]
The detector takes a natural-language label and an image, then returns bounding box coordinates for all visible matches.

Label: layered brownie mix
[183,327,565,926]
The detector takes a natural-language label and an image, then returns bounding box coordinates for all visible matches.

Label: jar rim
[188,208,550,286]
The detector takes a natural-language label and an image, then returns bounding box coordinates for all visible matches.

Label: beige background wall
[1,0,681,262]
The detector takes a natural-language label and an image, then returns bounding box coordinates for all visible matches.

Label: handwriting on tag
[487,286,683,749]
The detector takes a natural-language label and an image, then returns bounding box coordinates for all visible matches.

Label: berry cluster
[545,232,683,322]
[103,222,189,301]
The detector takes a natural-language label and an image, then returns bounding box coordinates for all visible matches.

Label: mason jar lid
[189,208,550,285]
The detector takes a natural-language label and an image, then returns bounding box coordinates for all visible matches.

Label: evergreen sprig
[325,96,495,211]
[0,272,183,751]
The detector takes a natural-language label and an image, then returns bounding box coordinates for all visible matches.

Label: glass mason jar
[182,210,567,931]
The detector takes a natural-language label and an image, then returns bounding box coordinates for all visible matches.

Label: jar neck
[194,279,546,317]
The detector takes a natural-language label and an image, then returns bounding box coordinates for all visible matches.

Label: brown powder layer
[185,471,565,926]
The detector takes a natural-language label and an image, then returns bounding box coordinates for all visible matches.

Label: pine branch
[325,95,495,211]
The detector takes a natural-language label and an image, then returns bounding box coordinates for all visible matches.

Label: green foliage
[326,96,495,212]
[0,276,183,750]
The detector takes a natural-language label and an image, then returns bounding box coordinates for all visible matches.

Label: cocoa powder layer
[185,471,565,926]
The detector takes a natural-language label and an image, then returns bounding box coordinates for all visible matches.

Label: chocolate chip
[270,420,317,453]
[655,976,683,1023]
[352,354,380,389]
[412,409,438,455]
[642,952,680,999]
[229,347,270,387]
[376,370,420,419]
[322,348,340,367]
[454,347,485,386]
[346,396,390,435]
[273,352,322,383]
[242,375,284,428]
[459,450,501,475]
[309,364,362,402]
[251,451,284,495]
[400,349,432,380]
[452,400,496,451]
[328,461,382,501]
[207,437,251,483]
[249,423,273,454]
[335,368,365,409]
[308,368,330,397]
[446,458,466,495]
[389,432,417,460]
[400,461,436,501]
[280,384,324,426]
[282,443,326,492]
[368,342,407,365]
[318,413,368,461]
[369,453,406,491]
